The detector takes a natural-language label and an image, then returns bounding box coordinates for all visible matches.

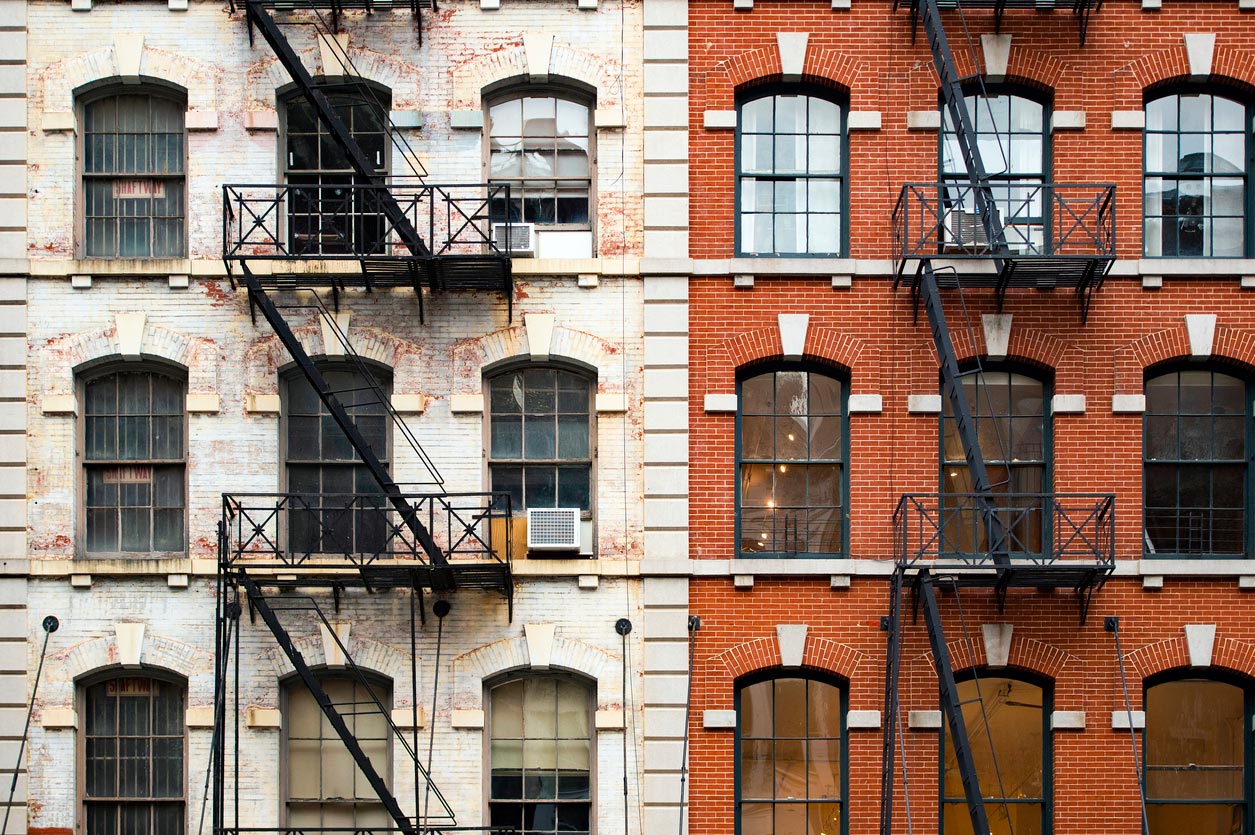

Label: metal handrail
[893,492,1115,568]
[222,182,512,260]
[220,491,513,569]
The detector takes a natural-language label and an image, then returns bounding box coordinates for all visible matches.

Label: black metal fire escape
[881,2,1115,834]
[214,5,514,835]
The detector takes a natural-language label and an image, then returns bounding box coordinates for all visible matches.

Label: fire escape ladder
[239,262,448,566]
[878,571,904,835]
[919,571,993,835]
[235,573,458,833]
[245,0,431,258]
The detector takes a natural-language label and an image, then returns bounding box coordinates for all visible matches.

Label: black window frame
[1143,85,1254,259]
[734,670,848,835]
[735,83,848,258]
[1142,364,1253,558]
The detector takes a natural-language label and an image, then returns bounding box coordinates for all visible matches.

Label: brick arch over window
[1124,636,1255,688]
[1112,45,1255,110]
[907,327,1080,391]
[245,46,416,113]
[44,42,216,117]
[707,326,876,394]
[702,48,862,109]
[450,44,623,111]
[451,634,621,711]
[244,327,423,397]
[450,323,626,396]
[260,635,416,711]
[707,636,863,696]
[41,322,218,401]
[908,637,1078,709]
[1112,323,1255,396]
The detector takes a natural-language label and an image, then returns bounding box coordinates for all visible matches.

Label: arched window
[487,366,594,515]
[486,88,593,228]
[737,366,846,556]
[81,88,186,258]
[941,89,1049,253]
[284,674,392,829]
[940,673,1050,835]
[281,364,391,555]
[1144,90,1250,257]
[736,673,845,835]
[1144,368,1251,556]
[736,87,846,256]
[282,84,391,255]
[81,365,187,554]
[487,673,593,835]
[1145,673,1253,834]
[83,674,185,835]
[940,369,1050,556]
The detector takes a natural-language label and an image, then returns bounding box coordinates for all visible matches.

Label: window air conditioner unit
[526,507,581,552]
[944,209,988,250]
[493,222,535,257]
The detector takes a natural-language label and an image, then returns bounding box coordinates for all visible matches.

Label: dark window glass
[84,677,184,835]
[941,677,1047,835]
[1144,370,1249,556]
[488,368,592,513]
[489,676,592,835]
[83,369,186,554]
[941,371,1048,556]
[488,95,592,226]
[1145,678,1250,835]
[738,92,844,255]
[286,676,391,830]
[284,88,390,255]
[283,366,391,555]
[83,93,186,258]
[1144,93,1249,257]
[737,676,844,835]
[739,369,845,555]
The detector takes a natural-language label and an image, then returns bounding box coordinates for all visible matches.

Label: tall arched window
[737,366,846,556]
[1144,90,1250,257]
[737,87,846,256]
[83,674,186,835]
[1145,673,1253,834]
[940,90,1048,253]
[940,673,1050,835]
[737,673,845,835]
[81,365,187,555]
[940,369,1050,556]
[487,674,593,835]
[1144,368,1251,556]
[81,88,186,258]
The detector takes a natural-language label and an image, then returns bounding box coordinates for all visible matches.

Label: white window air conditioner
[526,507,581,552]
[945,209,989,250]
[493,222,535,257]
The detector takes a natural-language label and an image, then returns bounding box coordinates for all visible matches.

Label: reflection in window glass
[488,95,592,226]
[489,676,592,835]
[738,676,843,835]
[737,92,844,255]
[1145,678,1249,835]
[941,677,1046,835]
[1144,93,1248,257]
[739,369,845,555]
[1144,370,1248,556]
[85,677,185,835]
[286,677,391,830]
[488,368,593,513]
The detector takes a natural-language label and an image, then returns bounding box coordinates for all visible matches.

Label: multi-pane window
[283,366,390,555]
[941,370,1048,556]
[1145,676,1251,835]
[1144,92,1249,257]
[84,676,185,835]
[738,368,845,555]
[488,94,592,226]
[1144,369,1249,556]
[737,675,844,835]
[83,368,186,554]
[286,676,391,829]
[737,90,844,255]
[284,88,390,255]
[488,675,592,835]
[941,676,1048,835]
[82,92,186,258]
[941,93,1047,253]
[488,368,593,513]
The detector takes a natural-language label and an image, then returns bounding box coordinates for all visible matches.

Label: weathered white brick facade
[19,1,647,833]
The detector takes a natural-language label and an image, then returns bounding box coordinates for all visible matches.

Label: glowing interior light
[787,433,795,441]
[767,500,775,508]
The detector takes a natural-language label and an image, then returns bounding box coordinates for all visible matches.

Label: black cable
[1107,617,1149,835]
[677,616,700,835]
[615,618,633,835]
[2,616,58,835]
[424,600,450,828]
